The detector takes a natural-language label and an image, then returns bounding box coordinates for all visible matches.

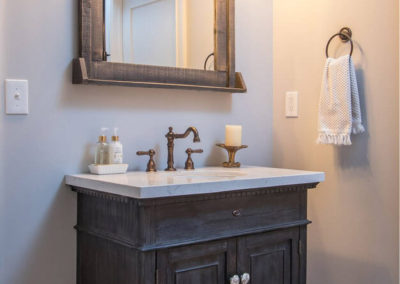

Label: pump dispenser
[111,128,119,142]
[109,128,123,164]
[95,128,109,164]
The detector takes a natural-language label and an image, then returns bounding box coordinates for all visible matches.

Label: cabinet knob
[232,209,241,217]
[230,275,240,284]
[240,273,250,284]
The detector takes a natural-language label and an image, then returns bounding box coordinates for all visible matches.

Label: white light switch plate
[285,91,298,117]
[5,79,29,114]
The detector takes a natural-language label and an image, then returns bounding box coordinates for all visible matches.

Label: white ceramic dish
[88,164,129,175]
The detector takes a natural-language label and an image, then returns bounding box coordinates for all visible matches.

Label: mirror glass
[104,0,215,70]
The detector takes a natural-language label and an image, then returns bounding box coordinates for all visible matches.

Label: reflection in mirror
[104,0,215,70]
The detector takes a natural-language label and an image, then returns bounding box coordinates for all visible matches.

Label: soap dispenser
[109,128,123,164]
[94,128,109,165]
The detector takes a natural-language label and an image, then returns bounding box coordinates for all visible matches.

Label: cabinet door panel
[157,239,236,284]
[237,228,300,284]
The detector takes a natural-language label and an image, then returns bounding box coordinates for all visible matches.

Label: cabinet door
[237,228,301,284]
[157,239,236,284]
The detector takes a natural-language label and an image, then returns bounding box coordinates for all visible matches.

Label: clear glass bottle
[94,128,109,164]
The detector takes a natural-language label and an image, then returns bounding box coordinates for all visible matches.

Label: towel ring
[325,27,354,58]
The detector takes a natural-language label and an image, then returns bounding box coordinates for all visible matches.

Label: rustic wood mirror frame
[72,0,247,92]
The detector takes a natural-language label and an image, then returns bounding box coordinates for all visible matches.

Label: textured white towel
[317,55,365,145]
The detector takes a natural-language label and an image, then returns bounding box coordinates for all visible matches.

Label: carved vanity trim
[72,183,316,251]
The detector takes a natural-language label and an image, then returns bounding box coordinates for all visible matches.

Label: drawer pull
[232,209,241,217]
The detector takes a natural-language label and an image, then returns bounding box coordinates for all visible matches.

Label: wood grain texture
[214,0,227,71]
[73,0,247,92]
[91,61,227,86]
[90,0,103,61]
[72,183,317,283]
[79,0,91,73]
[84,77,247,92]
[72,58,88,84]
[237,228,300,284]
[73,184,315,251]
[157,239,236,284]
[227,0,236,87]
[150,189,305,248]
[299,226,307,284]
[77,232,155,284]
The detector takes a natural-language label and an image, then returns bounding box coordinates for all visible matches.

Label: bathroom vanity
[66,167,324,284]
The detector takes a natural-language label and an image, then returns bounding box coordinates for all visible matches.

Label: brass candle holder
[216,143,248,168]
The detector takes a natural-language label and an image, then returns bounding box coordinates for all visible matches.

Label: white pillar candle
[225,125,242,146]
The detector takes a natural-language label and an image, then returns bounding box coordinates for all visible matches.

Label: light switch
[285,91,298,118]
[5,79,29,114]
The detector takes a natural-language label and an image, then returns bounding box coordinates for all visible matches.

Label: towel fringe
[317,133,352,145]
[352,122,365,134]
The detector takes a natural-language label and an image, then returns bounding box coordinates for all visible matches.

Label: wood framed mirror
[73,0,246,92]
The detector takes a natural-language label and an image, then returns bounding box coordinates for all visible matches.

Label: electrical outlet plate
[5,79,29,114]
[285,91,298,117]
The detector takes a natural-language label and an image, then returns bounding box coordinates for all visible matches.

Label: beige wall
[273,0,399,283]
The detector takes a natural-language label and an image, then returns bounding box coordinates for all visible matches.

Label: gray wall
[0,0,273,283]
[273,0,399,283]
[0,0,5,279]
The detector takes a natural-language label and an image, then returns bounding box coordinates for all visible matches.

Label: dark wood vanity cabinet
[157,239,235,284]
[237,228,302,284]
[158,228,302,284]
[72,182,317,284]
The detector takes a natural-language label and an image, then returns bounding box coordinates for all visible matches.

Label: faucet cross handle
[136,149,157,172]
[185,148,203,170]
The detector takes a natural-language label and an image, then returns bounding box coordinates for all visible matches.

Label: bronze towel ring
[325,27,354,58]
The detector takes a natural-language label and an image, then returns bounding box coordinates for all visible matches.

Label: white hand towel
[317,55,365,145]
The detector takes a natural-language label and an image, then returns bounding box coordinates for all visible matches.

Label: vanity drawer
[76,184,310,250]
[148,186,308,248]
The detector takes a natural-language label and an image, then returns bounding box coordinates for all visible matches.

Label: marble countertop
[65,166,325,199]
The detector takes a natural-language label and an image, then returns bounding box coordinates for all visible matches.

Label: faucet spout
[174,127,200,143]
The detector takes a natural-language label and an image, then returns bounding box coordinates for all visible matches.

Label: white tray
[88,164,129,175]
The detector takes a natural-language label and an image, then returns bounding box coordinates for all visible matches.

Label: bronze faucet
[185,148,204,170]
[165,126,200,171]
[136,149,157,172]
